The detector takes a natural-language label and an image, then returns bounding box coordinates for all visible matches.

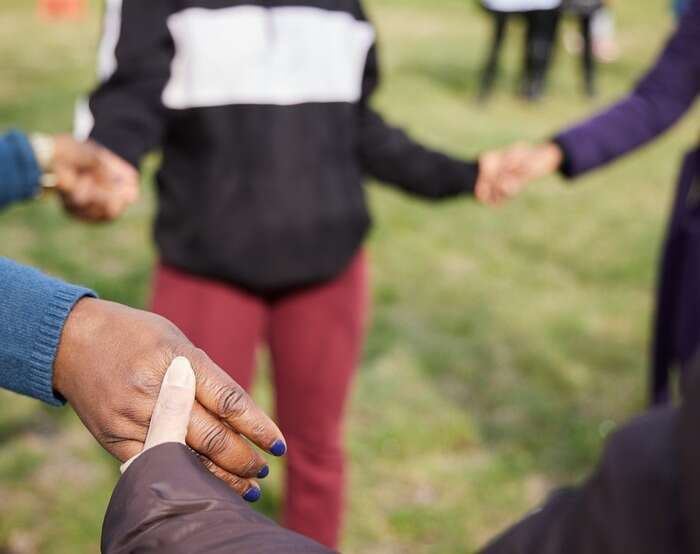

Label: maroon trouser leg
[150,252,368,549]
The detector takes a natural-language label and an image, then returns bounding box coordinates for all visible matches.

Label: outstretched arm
[0,130,138,219]
[474,1,700,206]
[356,34,479,199]
[555,0,700,177]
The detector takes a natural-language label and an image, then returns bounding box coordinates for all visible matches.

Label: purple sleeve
[555,0,700,178]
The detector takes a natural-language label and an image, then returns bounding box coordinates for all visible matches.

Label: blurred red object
[37,0,86,21]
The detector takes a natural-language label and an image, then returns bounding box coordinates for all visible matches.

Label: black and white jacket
[80,0,478,294]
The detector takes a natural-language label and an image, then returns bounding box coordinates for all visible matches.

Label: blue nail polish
[257,464,270,479]
[243,487,261,503]
[269,440,286,457]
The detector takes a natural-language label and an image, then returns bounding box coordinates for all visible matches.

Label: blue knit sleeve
[0,257,96,406]
[0,130,42,209]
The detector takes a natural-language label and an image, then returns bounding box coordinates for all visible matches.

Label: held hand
[119,356,196,473]
[475,142,563,206]
[53,298,285,501]
[51,136,139,222]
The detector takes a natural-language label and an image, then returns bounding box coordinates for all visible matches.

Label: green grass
[1,0,697,552]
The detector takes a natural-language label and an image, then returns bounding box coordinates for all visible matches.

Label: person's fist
[51,136,139,222]
[53,298,285,501]
[475,142,563,206]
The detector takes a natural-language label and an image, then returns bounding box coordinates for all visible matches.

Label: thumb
[120,357,196,473]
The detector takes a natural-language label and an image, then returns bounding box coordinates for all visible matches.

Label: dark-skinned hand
[53,298,286,501]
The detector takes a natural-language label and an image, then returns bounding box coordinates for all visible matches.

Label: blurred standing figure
[562,0,604,96]
[477,0,700,405]
[479,0,562,101]
[78,0,482,548]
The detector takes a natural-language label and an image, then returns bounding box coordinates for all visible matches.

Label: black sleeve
[84,0,175,168]
[102,443,336,554]
[356,42,479,200]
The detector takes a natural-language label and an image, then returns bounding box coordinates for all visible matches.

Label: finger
[98,148,140,203]
[143,356,196,449]
[60,192,110,222]
[189,349,287,456]
[196,453,263,503]
[121,357,196,473]
[474,177,491,204]
[476,152,501,205]
[114,437,262,503]
[62,175,126,222]
[187,402,269,479]
[54,135,101,170]
[97,156,140,211]
[54,165,80,195]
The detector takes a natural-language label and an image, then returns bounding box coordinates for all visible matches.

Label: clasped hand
[475,142,563,206]
[51,135,139,221]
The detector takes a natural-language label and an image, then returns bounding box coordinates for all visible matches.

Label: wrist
[540,143,563,172]
[53,297,107,399]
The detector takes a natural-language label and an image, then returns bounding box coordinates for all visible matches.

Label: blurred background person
[76,0,483,548]
[561,0,605,97]
[477,0,700,405]
[590,4,619,63]
[478,0,562,101]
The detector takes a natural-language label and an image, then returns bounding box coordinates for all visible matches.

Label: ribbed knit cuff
[28,285,96,406]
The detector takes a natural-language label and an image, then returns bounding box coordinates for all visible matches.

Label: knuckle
[225,474,246,492]
[239,455,258,477]
[201,424,230,456]
[217,386,249,419]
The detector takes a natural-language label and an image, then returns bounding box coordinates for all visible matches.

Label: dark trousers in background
[577,12,596,96]
[479,9,561,101]
[150,252,368,549]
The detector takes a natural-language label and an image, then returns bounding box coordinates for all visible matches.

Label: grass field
[1,1,698,552]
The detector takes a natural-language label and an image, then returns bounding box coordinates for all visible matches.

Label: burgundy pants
[150,252,368,548]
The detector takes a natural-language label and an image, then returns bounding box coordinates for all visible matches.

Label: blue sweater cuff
[29,285,96,406]
[0,258,96,406]
[0,131,42,209]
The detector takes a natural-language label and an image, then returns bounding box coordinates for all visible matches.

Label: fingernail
[257,464,270,479]
[269,440,286,457]
[165,357,194,387]
[243,487,261,503]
